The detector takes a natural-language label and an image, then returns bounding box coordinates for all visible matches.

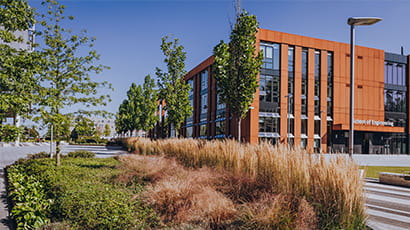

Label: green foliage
[115,99,132,134]
[0,124,23,142]
[213,10,263,141]
[75,135,107,144]
[0,0,39,120]
[7,164,51,229]
[7,156,159,229]
[156,36,191,136]
[22,125,40,141]
[67,150,95,158]
[116,75,158,134]
[103,124,111,137]
[70,116,96,140]
[33,0,112,160]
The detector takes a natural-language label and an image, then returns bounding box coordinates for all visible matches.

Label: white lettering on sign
[354,119,394,127]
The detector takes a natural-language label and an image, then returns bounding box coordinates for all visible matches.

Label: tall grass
[125,137,366,229]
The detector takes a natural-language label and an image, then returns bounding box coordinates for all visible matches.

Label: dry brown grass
[123,137,366,229]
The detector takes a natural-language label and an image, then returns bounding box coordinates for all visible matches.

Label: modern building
[182,28,409,154]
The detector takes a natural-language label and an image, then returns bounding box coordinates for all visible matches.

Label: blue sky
[28,0,410,114]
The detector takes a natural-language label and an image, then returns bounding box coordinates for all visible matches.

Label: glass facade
[259,42,281,143]
[200,70,208,137]
[327,52,333,151]
[180,37,408,155]
[384,54,407,129]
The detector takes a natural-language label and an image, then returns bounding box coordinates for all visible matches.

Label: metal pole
[287,95,291,146]
[349,24,355,157]
[50,124,53,158]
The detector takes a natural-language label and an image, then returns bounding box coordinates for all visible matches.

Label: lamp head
[348,17,382,26]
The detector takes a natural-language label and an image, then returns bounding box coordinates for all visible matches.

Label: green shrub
[7,163,52,229]
[7,157,158,229]
[67,151,95,158]
[75,135,108,144]
[0,124,22,142]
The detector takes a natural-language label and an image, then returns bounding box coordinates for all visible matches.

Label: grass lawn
[360,166,410,178]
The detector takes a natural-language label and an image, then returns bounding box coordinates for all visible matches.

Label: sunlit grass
[360,166,410,178]
[122,137,367,229]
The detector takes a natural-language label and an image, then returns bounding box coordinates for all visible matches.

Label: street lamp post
[347,17,382,157]
[285,94,292,147]
[320,110,325,154]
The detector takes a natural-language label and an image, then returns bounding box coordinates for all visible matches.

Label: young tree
[213,10,263,142]
[116,99,132,135]
[156,36,191,137]
[140,75,159,131]
[35,0,111,165]
[0,0,39,121]
[70,116,96,140]
[103,124,111,137]
[115,75,158,136]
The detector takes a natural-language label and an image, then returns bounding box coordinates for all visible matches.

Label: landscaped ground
[361,166,410,178]
[7,139,370,229]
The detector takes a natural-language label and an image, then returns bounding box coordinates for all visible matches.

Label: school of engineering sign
[354,119,394,127]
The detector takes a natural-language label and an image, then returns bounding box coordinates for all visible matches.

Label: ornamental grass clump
[127,137,366,229]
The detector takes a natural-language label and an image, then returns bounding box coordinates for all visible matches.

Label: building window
[314,51,320,116]
[260,42,280,71]
[199,124,207,137]
[201,94,208,115]
[302,48,308,116]
[259,117,280,134]
[288,46,295,77]
[186,127,193,137]
[216,84,226,110]
[327,52,333,117]
[188,79,194,97]
[201,70,208,91]
[385,89,406,113]
[314,120,320,135]
[385,62,406,86]
[301,118,307,135]
[288,46,295,115]
[215,121,225,136]
[259,74,280,105]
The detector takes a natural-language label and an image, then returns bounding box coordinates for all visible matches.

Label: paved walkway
[323,154,410,166]
[365,181,410,230]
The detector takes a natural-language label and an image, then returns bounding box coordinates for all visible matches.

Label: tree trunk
[56,140,61,166]
[237,117,241,143]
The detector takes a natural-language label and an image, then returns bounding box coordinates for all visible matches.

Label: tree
[103,124,111,137]
[116,99,132,135]
[0,0,39,121]
[140,75,159,131]
[156,36,191,137]
[71,116,96,140]
[34,0,111,165]
[213,10,263,142]
[115,75,158,135]
[22,125,39,141]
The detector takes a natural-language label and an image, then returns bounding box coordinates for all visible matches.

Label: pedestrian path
[365,181,410,230]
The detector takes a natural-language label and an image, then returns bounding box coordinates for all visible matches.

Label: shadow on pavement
[0,168,14,230]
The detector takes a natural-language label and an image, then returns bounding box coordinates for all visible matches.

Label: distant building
[91,118,116,138]
[180,28,409,154]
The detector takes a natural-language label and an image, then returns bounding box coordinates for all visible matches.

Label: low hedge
[7,154,158,229]
[66,150,95,158]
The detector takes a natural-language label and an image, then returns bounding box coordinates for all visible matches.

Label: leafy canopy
[213,10,262,120]
[33,0,112,142]
[116,75,158,134]
[0,0,39,120]
[156,36,191,135]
